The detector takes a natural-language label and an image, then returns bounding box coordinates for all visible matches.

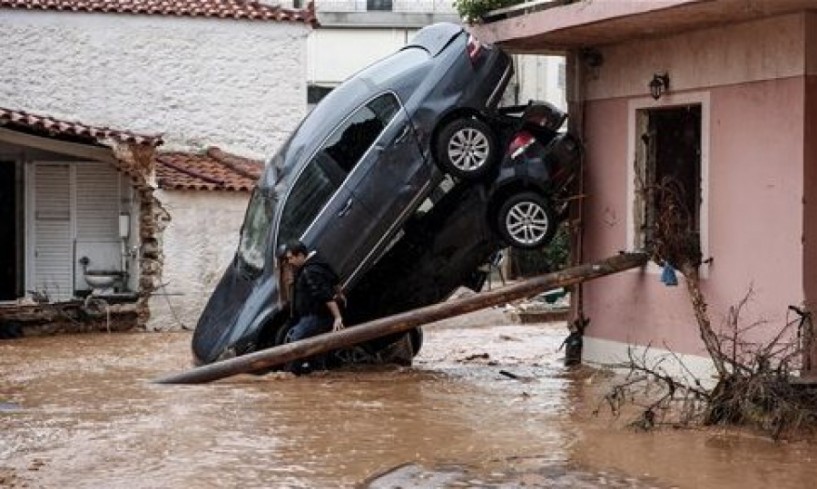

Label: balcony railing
[291,0,456,13]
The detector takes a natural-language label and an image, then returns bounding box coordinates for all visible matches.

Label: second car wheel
[435,117,497,180]
[497,192,558,249]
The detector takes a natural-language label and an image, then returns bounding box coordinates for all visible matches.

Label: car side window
[324,93,400,174]
[276,93,401,246]
[278,162,339,246]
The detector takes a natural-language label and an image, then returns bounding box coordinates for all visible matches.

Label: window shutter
[33,164,73,300]
[75,162,119,240]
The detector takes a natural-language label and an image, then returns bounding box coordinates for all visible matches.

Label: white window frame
[625,91,711,277]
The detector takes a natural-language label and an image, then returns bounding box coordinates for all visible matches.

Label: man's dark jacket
[293,254,340,319]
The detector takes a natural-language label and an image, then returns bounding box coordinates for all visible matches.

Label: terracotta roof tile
[0,0,318,25]
[0,106,163,146]
[156,147,262,192]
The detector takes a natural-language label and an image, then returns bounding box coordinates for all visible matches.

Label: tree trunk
[154,252,649,385]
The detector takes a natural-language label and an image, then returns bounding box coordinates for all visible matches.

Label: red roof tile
[156,147,262,192]
[0,0,318,25]
[0,106,163,146]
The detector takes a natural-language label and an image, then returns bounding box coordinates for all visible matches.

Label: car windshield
[237,188,275,272]
[277,160,339,247]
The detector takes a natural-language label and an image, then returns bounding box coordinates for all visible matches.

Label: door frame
[625,91,711,277]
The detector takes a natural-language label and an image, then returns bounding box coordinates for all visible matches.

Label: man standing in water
[280,240,344,374]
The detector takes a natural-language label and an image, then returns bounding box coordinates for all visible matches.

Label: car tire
[274,321,296,346]
[497,192,558,249]
[435,117,497,180]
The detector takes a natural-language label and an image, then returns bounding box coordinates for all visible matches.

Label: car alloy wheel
[498,192,558,249]
[449,127,489,170]
[275,322,297,346]
[436,118,496,180]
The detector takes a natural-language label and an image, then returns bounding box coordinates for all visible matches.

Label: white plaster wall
[0,10,309,158]
[146,190,249,331]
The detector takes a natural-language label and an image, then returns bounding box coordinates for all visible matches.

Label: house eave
[472,0,817,54]
[0,127,118,164]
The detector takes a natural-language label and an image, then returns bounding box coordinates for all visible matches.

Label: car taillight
[467,34,482,62]
[508,131,535,159]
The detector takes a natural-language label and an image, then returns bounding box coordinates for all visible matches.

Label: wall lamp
[649,72,670,100]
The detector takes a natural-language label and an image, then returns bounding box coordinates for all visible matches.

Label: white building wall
[280,1,455,13]
[514,55,567,112]
[147,191,250,331]
[0,10,310,158]
[308,28,415,85]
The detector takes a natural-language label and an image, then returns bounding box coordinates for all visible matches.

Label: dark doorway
[0,162,20,300]
[636,105,702,250]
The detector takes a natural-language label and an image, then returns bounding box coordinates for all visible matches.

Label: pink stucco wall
[581,22,808,356]
[583,14,806,102]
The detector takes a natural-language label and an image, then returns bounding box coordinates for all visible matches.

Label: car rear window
[358,48,429,88]
[405,23,462,56]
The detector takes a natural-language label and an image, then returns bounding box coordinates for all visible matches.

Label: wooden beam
[154,252,649,385]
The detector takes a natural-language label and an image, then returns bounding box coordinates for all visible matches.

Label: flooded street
[2,311,816,488]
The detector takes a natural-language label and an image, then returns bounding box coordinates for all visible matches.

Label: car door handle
[393,124,411,145]
[337,197,354,217]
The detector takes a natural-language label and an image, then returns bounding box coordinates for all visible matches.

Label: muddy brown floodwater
[2,309,817,488]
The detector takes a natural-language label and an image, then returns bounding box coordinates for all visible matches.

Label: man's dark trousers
[287,314,332,374]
